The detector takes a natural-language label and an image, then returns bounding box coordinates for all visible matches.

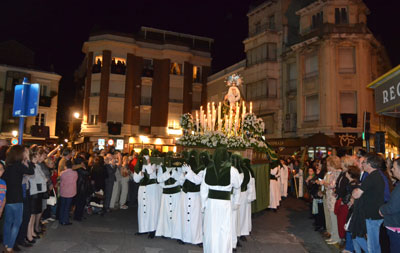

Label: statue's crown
[225,73,243,87]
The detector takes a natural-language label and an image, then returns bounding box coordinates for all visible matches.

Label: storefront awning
[368,65,400,117]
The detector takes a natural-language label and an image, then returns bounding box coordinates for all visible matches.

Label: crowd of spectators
[298,150,400,253]
[0,144,139,252]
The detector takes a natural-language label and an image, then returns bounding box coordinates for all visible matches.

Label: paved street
[26,197,339,253]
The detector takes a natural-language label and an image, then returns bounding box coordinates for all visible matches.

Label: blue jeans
[387,229,400,253]
[345,231,354,252]
[353,236,368,253]
[3,203,23,248]
[366,218,383,253]
[59,197,73,224]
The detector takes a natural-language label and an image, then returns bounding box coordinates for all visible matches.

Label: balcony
[39,96,52,107]
[140,97,152,106]
[301,23,368,41]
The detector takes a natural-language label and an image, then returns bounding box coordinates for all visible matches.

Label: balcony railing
[39,96,52,107]
[140,97,152,106]
[304,114,319,122]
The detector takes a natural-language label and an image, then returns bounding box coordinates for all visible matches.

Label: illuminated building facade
[80,27,213,152]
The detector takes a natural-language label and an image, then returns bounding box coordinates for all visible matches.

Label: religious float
[175,74,275,212]
[176,74,276,163]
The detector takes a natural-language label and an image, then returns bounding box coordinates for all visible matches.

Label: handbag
[46,188,57,206]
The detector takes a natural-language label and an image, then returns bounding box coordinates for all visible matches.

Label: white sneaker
[327,240,339,245]
[47,217,55,222]
[90,202,103,208]
[120,205,128,210]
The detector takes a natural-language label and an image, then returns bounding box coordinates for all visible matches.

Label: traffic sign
[13,80,40,117]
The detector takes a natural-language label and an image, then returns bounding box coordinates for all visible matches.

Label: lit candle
[200,106,203,131]
[218,102,221,129]
[229,105,233,134]
[196,111,199,133]
[250,102,253,114]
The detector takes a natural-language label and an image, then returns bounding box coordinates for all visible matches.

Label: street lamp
[73,112,80,119]
[64,139,68,143]
[12,130,18,137]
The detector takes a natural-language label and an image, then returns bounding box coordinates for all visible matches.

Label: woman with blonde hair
[318,155,341,245]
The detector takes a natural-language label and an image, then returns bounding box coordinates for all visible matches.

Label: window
[288,63,297,91]
[268,78,277,98]
[142,58,154,77]
[141,85,152,105]
[111,57,126,75]
[246,43,277,66]
[89,115,98,125]
[192,88,201,109]
[140,111,151,126]
[170,62,183,75]
[255,21,262,34]
[269,15,275,30]
[35,113,46,126]
[247,79,267,100]
[305,94,319,121]
[335,8,348,24]
[340,92,357,114]
[311,11,323,29]
[193,66,202,82]
[288,100,297,114]
[338,47,355,73]
[262,114,274,134]
[304,53,318,78]
[169,87,183,103]
[40,85,49,97]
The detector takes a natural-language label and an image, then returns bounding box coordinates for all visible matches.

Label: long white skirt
[269,179,280,209]
[238,190,251,236]
[156,191,182,239]
[137,184,161,233]
[180,191,202,244]
[203,198,232,253]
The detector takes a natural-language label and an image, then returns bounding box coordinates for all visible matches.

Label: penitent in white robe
[232,171,244,248]
[156,166,183,239]
[295,169,304,198]
[179,168,205,244]
[133,164,162,233]
[238,174,256,236]
[280,164,289,198]
[201,167,242,253]
[269,166,281,209]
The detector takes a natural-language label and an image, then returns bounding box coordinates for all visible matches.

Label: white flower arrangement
[243,113,265,136]
[179,113,194,131]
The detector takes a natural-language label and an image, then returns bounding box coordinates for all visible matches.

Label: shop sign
[98,139,105,146]
[116,139,124,150]
[334,133,361,147]
[373,71,400,113]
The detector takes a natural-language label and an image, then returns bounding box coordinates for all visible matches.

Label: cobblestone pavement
[25,197,339,252]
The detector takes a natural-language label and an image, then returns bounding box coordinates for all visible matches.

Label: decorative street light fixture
[73,112,80,119]
[12,130,18,137]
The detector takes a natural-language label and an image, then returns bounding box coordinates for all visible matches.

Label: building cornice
[207,60,246,84]
[296,0,326,16]
[0,65,61,81]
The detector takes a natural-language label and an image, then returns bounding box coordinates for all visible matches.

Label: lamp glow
[73,112,80,119]
[12,130,18,137]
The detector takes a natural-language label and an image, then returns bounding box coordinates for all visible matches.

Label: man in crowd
[379,158,400,253]
[352,153,385,253]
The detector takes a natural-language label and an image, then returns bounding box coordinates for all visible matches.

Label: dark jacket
[2,161,34,204]
[76,167,91,196]
[335,172,349,200]
[91,164,106,191]
[105,164,117,182]
[380,182,400,228]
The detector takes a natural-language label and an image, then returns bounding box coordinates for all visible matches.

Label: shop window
[92,56,102,73]
[170,62,183,75]
[111,57,126,75]
[338,47,356,74]
[305,94,319,121]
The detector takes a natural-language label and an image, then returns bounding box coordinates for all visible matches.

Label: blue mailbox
[12,77,40,144]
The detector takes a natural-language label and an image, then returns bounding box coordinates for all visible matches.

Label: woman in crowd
[319,155,341,246]
[27,146,47,242]
[73,156,91,221]
[2,145,34,252]
[90,156,106,193]
[110,152,129,210]
[341,165,361,253]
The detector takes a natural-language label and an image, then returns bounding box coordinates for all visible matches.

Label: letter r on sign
[383,90,389,103]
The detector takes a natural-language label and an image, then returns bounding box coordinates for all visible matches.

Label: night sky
[1,0,399,136]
